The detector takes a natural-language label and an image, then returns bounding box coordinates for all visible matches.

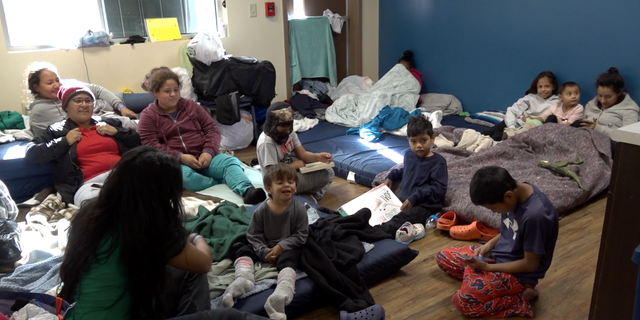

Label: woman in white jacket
[581,67,639,136]
[482,71,559,141]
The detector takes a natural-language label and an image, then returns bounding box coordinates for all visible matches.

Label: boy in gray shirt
[256,102,334,202]
[221,164,307,320]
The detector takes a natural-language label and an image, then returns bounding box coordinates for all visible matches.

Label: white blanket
[326,64,420,128]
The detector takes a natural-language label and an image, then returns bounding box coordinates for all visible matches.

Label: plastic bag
[0,181,17,221]
[0,220,21,263]
[215,110,254,150]
[79,30,112,47]
[171,67,198,102]
[187,29,225,66]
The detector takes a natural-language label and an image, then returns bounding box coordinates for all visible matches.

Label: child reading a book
[220,163,307,319]
[435,166,559,318]
[381,115,448,238]
[256,102,334,203]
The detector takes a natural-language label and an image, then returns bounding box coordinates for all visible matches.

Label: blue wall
[379,0,640,113]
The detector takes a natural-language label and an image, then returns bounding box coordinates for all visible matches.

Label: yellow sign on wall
[145,18,183,42]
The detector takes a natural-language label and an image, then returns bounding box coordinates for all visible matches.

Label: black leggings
[481,121,507,141]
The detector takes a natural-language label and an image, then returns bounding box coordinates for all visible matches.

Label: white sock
[221,256,255,308]
[264,267,296,320]
[427,110,443,129]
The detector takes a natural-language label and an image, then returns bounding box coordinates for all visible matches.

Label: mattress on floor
[440,115,489,132]
[296,121,348,145]
[0,141,52,203]
[233,199,418,318]
[303,134,409,187]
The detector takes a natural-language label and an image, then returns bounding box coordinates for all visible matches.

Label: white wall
[0,0,287,113]
[361,0,379,81]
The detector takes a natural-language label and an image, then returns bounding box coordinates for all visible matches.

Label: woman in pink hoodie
[137,68,266,205]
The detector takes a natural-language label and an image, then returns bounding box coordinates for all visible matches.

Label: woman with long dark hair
[58,146,268,320]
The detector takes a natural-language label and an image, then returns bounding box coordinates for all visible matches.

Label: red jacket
[138,98,220,158]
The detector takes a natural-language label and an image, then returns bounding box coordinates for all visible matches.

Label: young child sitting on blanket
[256,102,334,203]
[381,115,448,240]
[435,166,559,318]
[221,164,307,319]
[482,71,560,141]
[527,81,584,126]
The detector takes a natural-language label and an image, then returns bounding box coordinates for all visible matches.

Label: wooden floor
[235,146,606,320]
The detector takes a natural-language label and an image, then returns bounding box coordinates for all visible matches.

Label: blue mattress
[234,196,418,318]
[0,141,52,203]
[304,134,409,187]
[297,121,348,145]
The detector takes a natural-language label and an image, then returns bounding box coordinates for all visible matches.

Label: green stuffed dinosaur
[538,156,585,190]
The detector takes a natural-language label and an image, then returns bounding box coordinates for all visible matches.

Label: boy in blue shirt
[436,166,559,318]
[380,115,448,237]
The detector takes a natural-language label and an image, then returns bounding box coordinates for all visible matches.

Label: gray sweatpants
[296,167,334,201]
[73,170,111,206]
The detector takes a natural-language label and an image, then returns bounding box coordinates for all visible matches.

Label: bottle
[425,214,439,229]
[305,203,320,224]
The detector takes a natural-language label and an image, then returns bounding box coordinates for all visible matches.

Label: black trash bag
[0,220,21,262]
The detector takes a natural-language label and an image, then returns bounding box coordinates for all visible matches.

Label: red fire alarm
[265,2,275,17]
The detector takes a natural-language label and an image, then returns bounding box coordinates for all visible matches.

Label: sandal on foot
[340,304,385,320]
[436,211,459,231]
[449,221,499,241]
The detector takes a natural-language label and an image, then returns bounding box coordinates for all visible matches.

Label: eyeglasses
[71,99,94,105]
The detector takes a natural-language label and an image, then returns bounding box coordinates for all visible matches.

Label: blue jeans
[181,153,253,196]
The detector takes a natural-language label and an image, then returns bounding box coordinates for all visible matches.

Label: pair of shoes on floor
[449,221,499,241]
[436,211,459,231]
[340,304,385,320]
[395,221,425,245]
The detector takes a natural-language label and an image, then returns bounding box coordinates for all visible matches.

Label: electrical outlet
[249,4,257,17]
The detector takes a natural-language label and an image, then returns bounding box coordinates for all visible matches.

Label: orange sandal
[449,221,499,241]
[436,211,459,231]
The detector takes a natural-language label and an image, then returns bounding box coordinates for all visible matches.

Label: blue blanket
[346,106,421,141]
[0,254,62,293]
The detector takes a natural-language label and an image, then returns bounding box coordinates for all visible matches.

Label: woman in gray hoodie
[581,67,640,136]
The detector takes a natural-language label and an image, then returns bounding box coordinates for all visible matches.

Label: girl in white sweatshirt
[483,71,559,140]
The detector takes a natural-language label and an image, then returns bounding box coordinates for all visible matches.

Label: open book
[337,184,403,226]
[299,161,335,174]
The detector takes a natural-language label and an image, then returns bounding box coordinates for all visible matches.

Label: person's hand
[198,152,213,168]
[383,179,393,189]
[463,256,491,271]
[401,199,412,211]
[521,114,529,121]
[580,118,597,130]
[291,159,306,169]
[474,245,493,259]
[96,122,117,136]
[180,154,202,170]
[316,152,332,163]
[187,233,198,243]
[119,107,138,119]
[65,128,82,145]
[265,245,283,264]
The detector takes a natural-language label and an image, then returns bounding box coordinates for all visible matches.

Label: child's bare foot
[523,288,539,301]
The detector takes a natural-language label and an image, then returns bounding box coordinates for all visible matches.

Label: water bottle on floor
[305,203,320,224]
[425,214,439,229]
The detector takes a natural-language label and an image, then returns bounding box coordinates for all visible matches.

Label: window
[0,0,220,50]
[102,0,220,38]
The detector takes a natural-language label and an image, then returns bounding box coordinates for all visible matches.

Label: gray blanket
[374,124,612,229]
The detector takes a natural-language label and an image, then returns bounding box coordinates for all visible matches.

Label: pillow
[115,93,155,114]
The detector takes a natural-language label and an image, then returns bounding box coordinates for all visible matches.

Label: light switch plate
[249,3,257,17]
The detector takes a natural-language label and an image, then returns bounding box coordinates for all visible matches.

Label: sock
[434,134,454,148]
[243,187,267,205]
[264,267,296,320]
[221,257,255,308]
